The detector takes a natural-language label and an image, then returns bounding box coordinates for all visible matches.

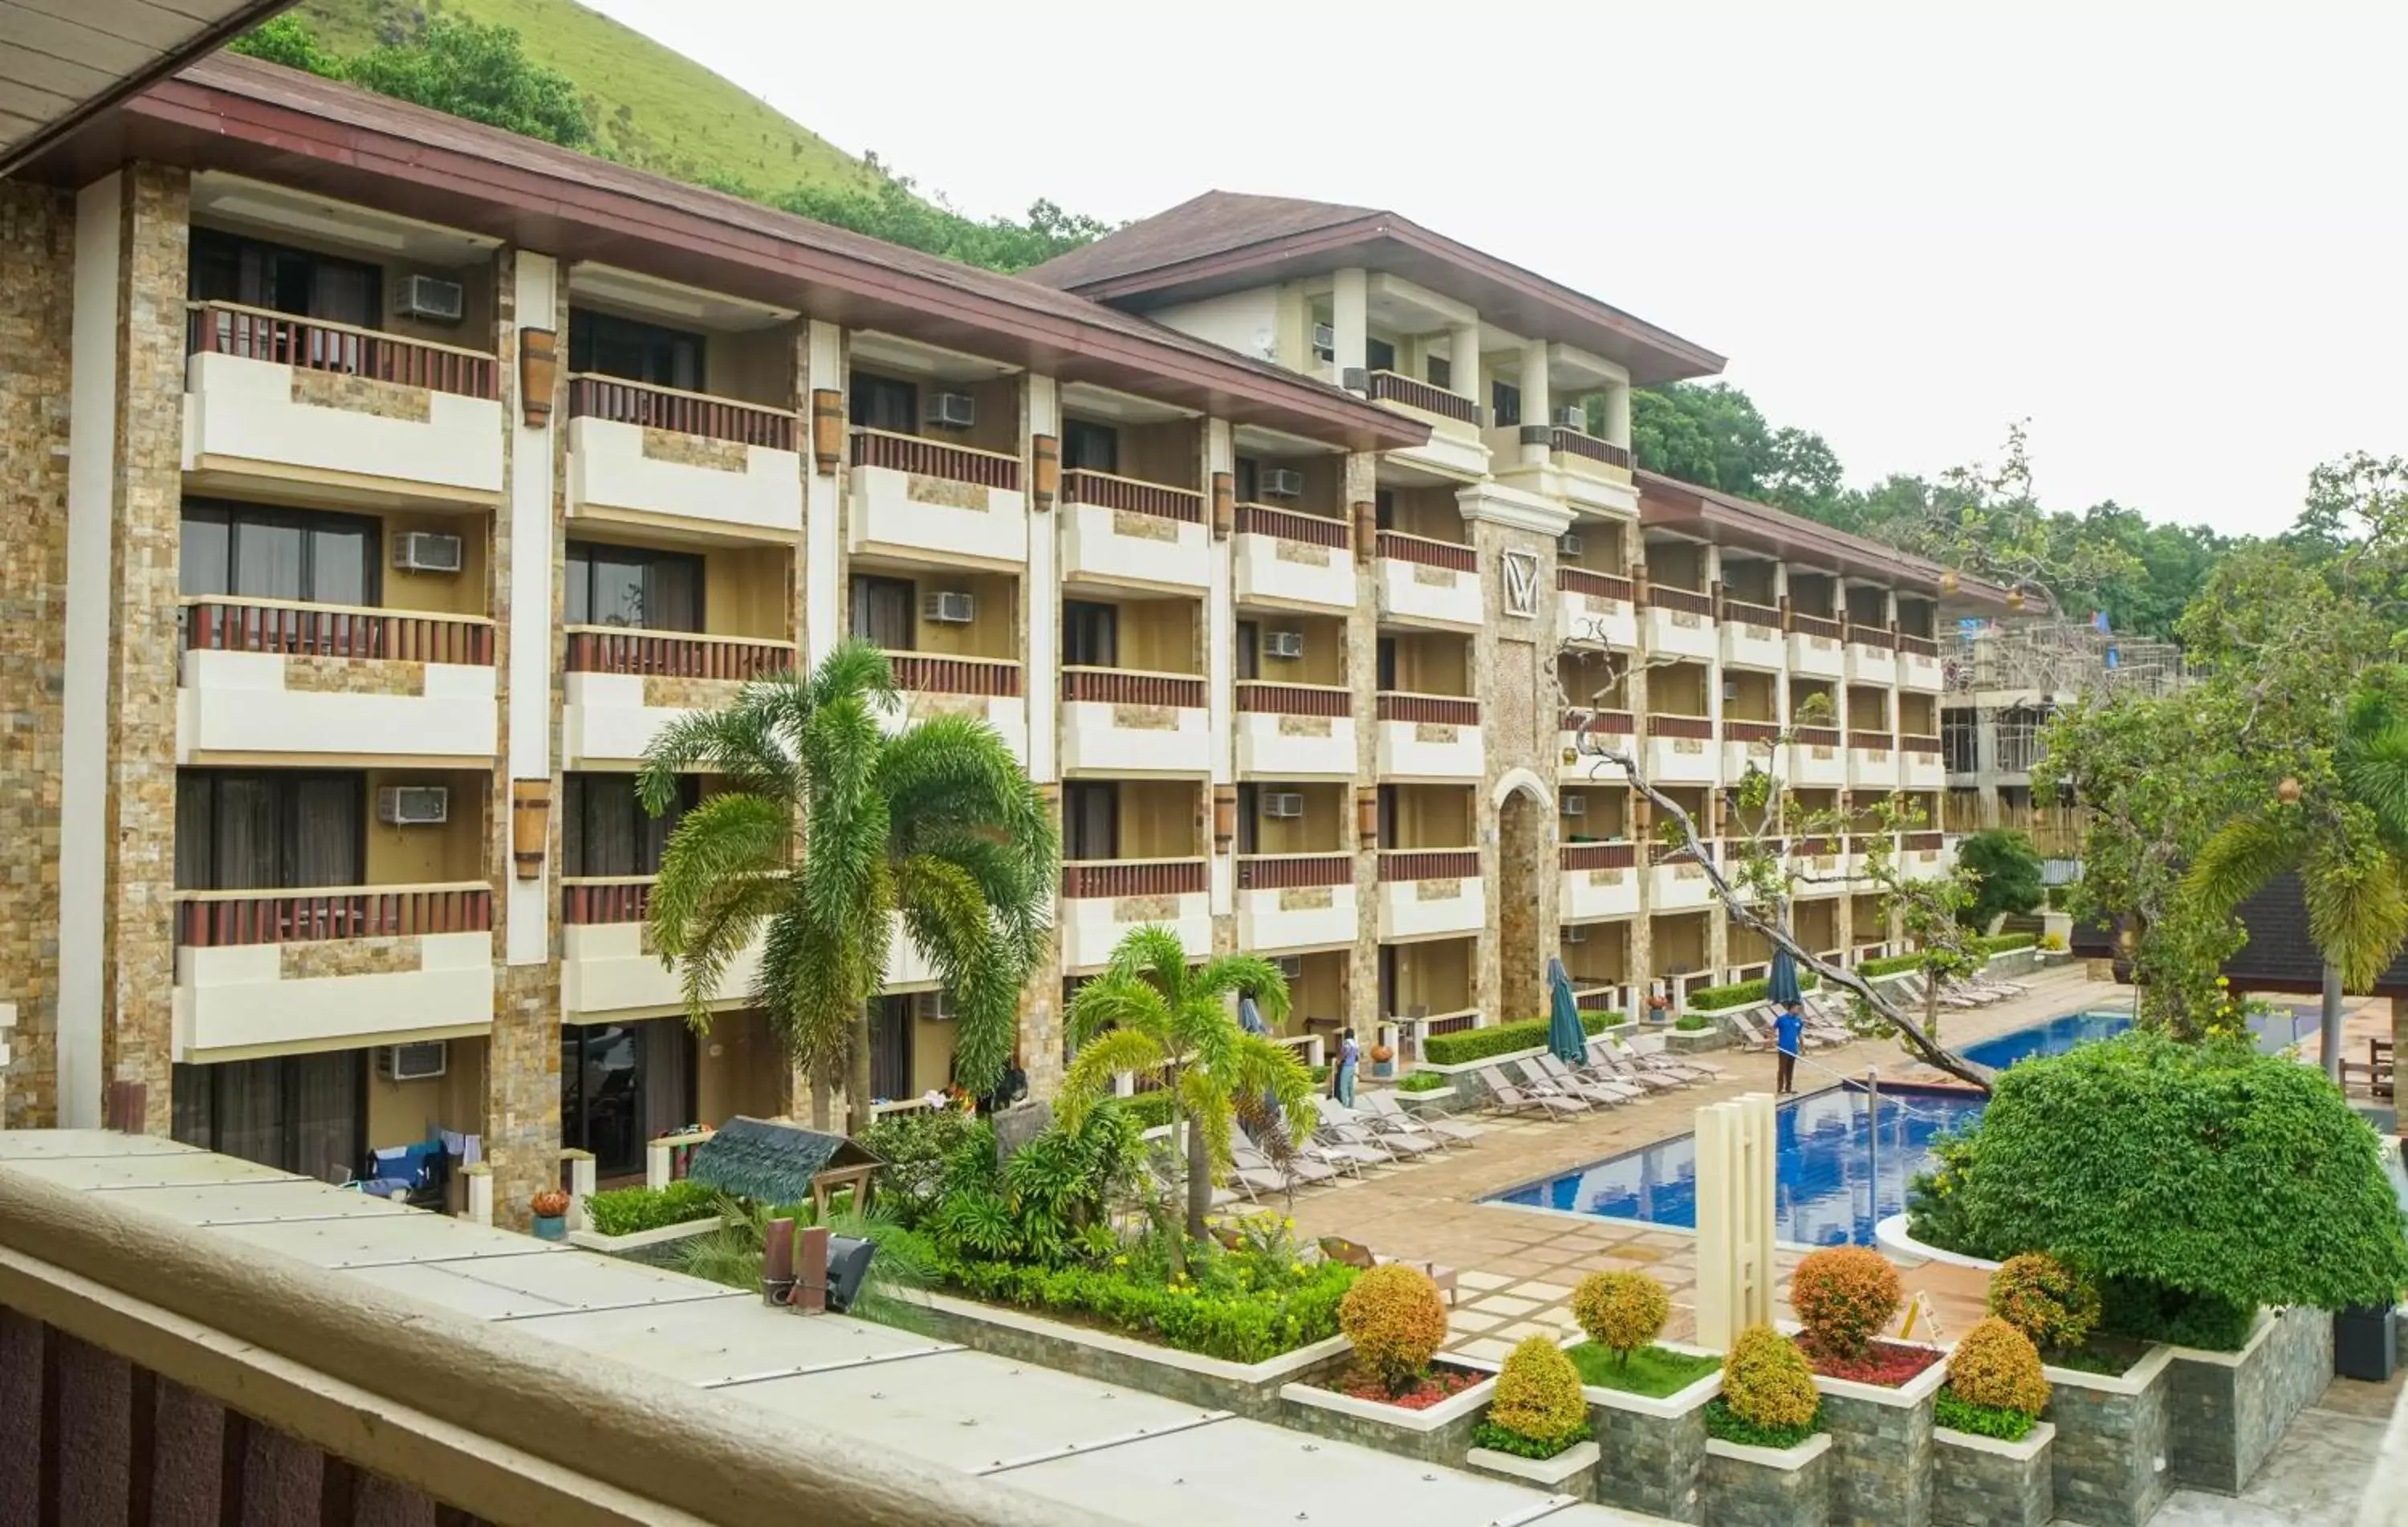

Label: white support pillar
[1694,1092,1777,1350]
[803,320,845,666]
[1520,338,1553,466]
[462,1164,494,1226]
[1605,381,1633,449]
[1332,267,1369,385]
[504,252,563,967]
[1025,374,1061,785]
[1450,319,1483,407]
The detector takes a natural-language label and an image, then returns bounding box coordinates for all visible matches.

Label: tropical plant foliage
[235,15,591,148]
[1955,830,2046,930]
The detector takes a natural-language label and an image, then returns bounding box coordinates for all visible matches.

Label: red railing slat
[1061,669,1205,708]
[1233,503,1349,549]
[1377,849,1479,882]
[177,886,492,947]
[1062,469,1203,523]
[570,375,795,450]
[1377,692,1479,727]
[849,430,1020,490]
[1365,370,1480,425]
[1061,860,1208,898]
[182,601,494,666]
[1235,682,1350,718]
[187,304,495,401]
[1235,854,1354,890]
[1375,530,1477,573]
[566,630,795,681]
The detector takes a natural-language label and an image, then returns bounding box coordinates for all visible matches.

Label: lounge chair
[1758,1002,1842,1047]
[1723,1009,1778,1052]
[1361,1091,1485,1146]
[1523,1055,1637,1106]
[1600,1032,1719,1083]
[1318,1236,1459,1305]
[1477,1066,1590,1118]
[1312,1098,1440,1158]
[1562,1046,1679,1095]
[1263,1114,1390,1175]
[1231,1139,1336,1191]
[1541,1049,1653,1100]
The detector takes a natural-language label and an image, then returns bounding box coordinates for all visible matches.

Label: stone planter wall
[1813,1358,1946,1526]
[1584,1362,1722,1522]
[1933,1423,2056,1527]
[2162,1306,2333,1496]
[2044,1345,2174,1527]
[1664,1024,1734,1055]
[1464,1439,1600,1502]
[1275,1358,1496,1464]
[1702,1434,1832,1526]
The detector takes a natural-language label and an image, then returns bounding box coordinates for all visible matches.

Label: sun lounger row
[1210,1093,1486,1202]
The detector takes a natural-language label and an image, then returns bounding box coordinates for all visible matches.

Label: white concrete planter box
[1234,708,1357,778]
[183,351,504,503]
[566,1218,721,1257]
[848,461,1028,568]
[1642,605,1718,661]
[563,916,763,1020]
[1377,875,1485,940]
[1465,1439,1600,1500]
[566,416,801,538]
[1788,631,1847,680]
[1277,1362,1499,1466]
[1058,698,1210,775]
[1374,717,1484,780]
[1062,889,1210,971]
[178,649,497,765]
[174,929,493,1061]
[1231,529,1354,609]
[1376,556,1483,629]
[1059,499,1210,591]
[1237,883,1360,955]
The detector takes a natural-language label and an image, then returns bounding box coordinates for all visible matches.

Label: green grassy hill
[295,0,880,200]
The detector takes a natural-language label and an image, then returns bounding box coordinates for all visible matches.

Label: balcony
[1231,504,1354,609]
[1375,692,1484,780]
[1898,632,1945,692]
[1641,585,1717,660]
[561,878,765,1018]
[1721,719,1782,782]
[1061,858,1210,970]
[1058,470,1210,590]
[1789,726,1846,788]
[1364,370,1489,479]
[1560,841,1640,921]
[1376,849,1484,940]
[566,376,800,540]
[177,599,497,766]
[562,629,796,767]
[1899,831,1952,879]
[172,883,493,1060]
[1560,708,1634,785]
[1374,531,1483,629]
[182,303,503,503]
[878,653,1027,765]
[1900,735,1946,790]
[1235,853,1358,953]
[1540,427,1636,510]
[1646,841,1718,912]
[1788,611,1847,680]
[1558,567,1638,649]
[1846,731,1901,792]
[1641,714,1719,786]
[1058,667,1209,774]
[847,429,1027,568]
[1845,627,1898,686]
[1719,597,1786,670]
[1234,682,1356,778]
[1787,837,1848,894]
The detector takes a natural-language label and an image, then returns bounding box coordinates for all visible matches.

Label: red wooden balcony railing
[1789,611,1843,640]
[1902,832,1946,852]
[1850,626,1898,651]
[1848,730,1896,751]
[889,653,1022,697]
[1377,692,1479,727]
[1646,714,1715,741]
[1365,369,1479,425]
[1549,429,1632,469]
[562,878,653,924]
[1723,719,1783,744]
[566,628,796,681]
[1377,849,1480,882]
[1900,734,1944,755]
[1375,529,1477,572]
[177,883,491,947]
[1721,597,1782,628]
[1646,584,1715,618]
[1898,632,1941,658]
[1237,853,1354,890]
[1558,567,1635,601]
[186,301,497,399]
[1061,667,1206,708]
[1560,707,1636,734]
[1560,842,1637,871]
[849,428,1021,490]
[1062,858,1208,898]
[1236,682,1350,717]
[1792,725,1841,747]
[182,598,494,666]
[1645,841,1719,865]
[569,374,795,450]
[1234,503,1349,548]
[1062,468,1203,523]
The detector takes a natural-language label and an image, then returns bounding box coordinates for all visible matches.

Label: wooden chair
[1317,1236,1458,1305]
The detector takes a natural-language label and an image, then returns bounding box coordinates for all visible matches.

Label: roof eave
[1637,473,2013,603]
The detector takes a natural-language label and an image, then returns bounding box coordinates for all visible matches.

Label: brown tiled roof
[1637,470,2017,605]
[1024,191,1379,291]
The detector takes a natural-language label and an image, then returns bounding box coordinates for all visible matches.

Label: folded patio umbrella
[1237,994,1266,1036]
[1769,947,1804,1008]
[1546,958,1588,1065]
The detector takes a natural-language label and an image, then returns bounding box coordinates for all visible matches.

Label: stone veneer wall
[1590,1395,1708,1521]
[1343,452,1383,1039]
[1932,1427,2055,1527]
[1472,511,1557,1025]
[0,183,73,1127]
[1817,1382,1938,1526]
[2162,1307,2333,1496]
[2045,1358,2171,1527]
[1702,1439,1832,1526]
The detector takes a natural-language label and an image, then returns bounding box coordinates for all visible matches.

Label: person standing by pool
[1332,1028,1361,1107]
[1773,1001,1804,1095]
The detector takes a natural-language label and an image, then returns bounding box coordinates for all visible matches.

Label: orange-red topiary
[1723,1324,1820,1431]
[1571,1269,1670,1366]
[1987,1252,2100,1353]
[1340,1262,1449,1394]
[531,1188,570,1219]
[1948,1317,2051,1416]
[1790,1244,1902,1357]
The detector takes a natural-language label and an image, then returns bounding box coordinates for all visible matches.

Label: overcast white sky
[590,0,2402,539]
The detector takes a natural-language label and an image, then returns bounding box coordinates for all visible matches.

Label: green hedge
[584,1179,721,1238]
[1124,1090,1175,1130]
[1397,1070,1452,1093]
[945,1254,1356,1363]
[1423,1011,1612,1067]
[1973,932,2037,956]
[1858,953,1923,979]
[1686,972,1821,1012]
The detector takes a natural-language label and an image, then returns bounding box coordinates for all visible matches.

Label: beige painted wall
[1648,541,1705,589]
[1385,486,1462,542]
[365,506,492,617]
[1846,685,1892,730]
[1118,780,1204,858]
[1240,612,1346,686]
[1791,679,1837,723]
[1795,899,1837,950]
[900,569,1019,661]
[1287,951,1348,1033]
[1653,663,1710,715]
[362,769,490,884]
[1560,786,1629,838]
[702,325,795,409]
[1249,783,1344,853]
[702,545,791,641]
[1722,559,1776,603]
[1240,450,1344,516]
[1116,597,1201,674]
[1386,632,1470,694]
[1725,670,1777,720]
[1389,936,1473,1016]
[1388,784,1472,849]
[1899,693,1938,733]
[1563,921,1629,982]
[364,1034,489,1150]
[1651,912,1710,975]
[696,1009,793,1123]
[1846,584,1889,624]
[1791,572,1840,617]
[1114,418,1201,491]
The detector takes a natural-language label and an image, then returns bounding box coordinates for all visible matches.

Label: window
[1491,379,1522,428]
[1235,620,1259,682]
[1063,600,1118,668]
[1234,457,1259,504]
[181,499,379,607]
[1063,781,1118,861]
[190,228,381,327]
[566,541,703,631]
[1426,355,1452,390]
[567,309,704,392]
[562,773,696,878]
[871,996,914,1101]
[1377,784,1398,849]
[1365,336,1397,374]
[1376,636,1397,692]
[174,771,362,891]
[561,1020,695,1179]
[1235,784,1259,857]
[173,1053,364,1184]
[848,574,916,650]
[1063,419,1119,473]
[851,373,918,434]
[1374,490,1395,531]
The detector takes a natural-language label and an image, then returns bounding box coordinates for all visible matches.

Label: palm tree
[637,639,1056,1132]
[1054,926,1316,1250]
[2186,674,2408,1073]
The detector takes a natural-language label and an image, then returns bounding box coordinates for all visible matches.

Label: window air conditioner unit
[1263,792,1305,819]
[925,393,976,430]
[1312,323,1336,360]
[1562,923,1588,944]
[1560,795,1588,817]
[1273,955,1304,979]
[1259,466,1306,499]
[393,531,464,573]
[393,274,465,324]
[1557,532,1584,558]
[377,785,449,826]
[921,591,975,624]
[917,990,959,1022]
[1262,630,1305,661]
[377,1040,449,1082]
[1554,405,1587,432]
[1722,680,1739,701]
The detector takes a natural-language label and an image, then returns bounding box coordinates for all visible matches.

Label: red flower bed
[1805,1338,1942,1387]
[1330,1361,1487,1410]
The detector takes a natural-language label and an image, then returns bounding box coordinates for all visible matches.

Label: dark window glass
[568,309,704,391]
[189,228,381,326]
[566,541,705,632]
[1377,784,1397,849]
[871,996,914,1101]
[1063,781,1118,861]
[562,773,697,878]
[1376,637,1397,692]
[1235,620,1259,682]
[173,1053,365,1183]
[1426,355,1452,390]
[849,574,916,650]
[1374,490,1395,531]
[1234,457,1259,503]
[1491,379,1522,428]
[1235,784,1259,857]
[1063,600,1118,668]
[173,770,363,891]
[1365,336,1397,373]
[180,499,381,608]
[851,373,918,433]
[1063,419,1118,473]
[561,1020,697,1178]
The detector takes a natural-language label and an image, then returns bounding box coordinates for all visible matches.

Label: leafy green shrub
[1789,1246,1902,1358]
[1704,1398,1820,1449]
[1571,1270,1670,1365]
[235,15,592,149]
[1988,1253,2100,1352]
[1485,1336,1590,1452]
[1340,1263,1449,1394]
[1122,1090,1176,1130]
[1423,1012,1612,1065]
[1674,1014,1713,1031]
[858,1106,982,1228]
[1397,1071,1452,1093]
[584,1179,720,1238]
[2040,932,2068,951]
[1721,1325,1820,1432]
[2097,1276,2256,1351]
[945,1250,1355,1362]
[1859,952,1924,979]
[1935,1388,2037,1442]
[1686,973,1820,1012]
[1972,933,2038,957]
[1956,830,2045,930]
[1948,1317,2050,1416]
[931,1104,1144,1268]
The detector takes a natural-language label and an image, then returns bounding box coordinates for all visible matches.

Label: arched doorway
[1495,770,1553,1020]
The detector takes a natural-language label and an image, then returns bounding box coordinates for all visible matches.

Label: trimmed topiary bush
[1340,1262,1449,1395]
[1483,1335,1590,1453]
[1422,1012,1615,1066]
[1571,1268,1670,1366]
[1948,1317,2050,1416]
[1987,1252,2100,1353]
[1722,1324,1820,1431]
[1790,1245,1902,1358]
[1685,972,1822,1012]
[1859,952,1923,979]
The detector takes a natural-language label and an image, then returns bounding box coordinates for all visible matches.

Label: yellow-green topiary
[1571,1269,1670,1366]
[1488,1335,1590,1444]
[1340,1262,1449,1394]
[1789,1244,1902,1357]
[1722,1324,1820,1431]
[1987,1252,2100,1353]
[1948,1317,2051,1416]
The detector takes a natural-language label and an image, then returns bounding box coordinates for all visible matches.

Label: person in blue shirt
[1773,1002,1804,1095]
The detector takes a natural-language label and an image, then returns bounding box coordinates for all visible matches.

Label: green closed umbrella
[1547,958,1588,1065]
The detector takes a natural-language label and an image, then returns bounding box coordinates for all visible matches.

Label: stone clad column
[1019,373,1065,1098]
[1345,454,1384,1041]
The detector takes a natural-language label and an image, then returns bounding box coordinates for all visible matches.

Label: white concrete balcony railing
[1234,682,1357,778]
[1845,629,1899,686]
[1641,714,1719,786]
[1558,567,1638,649]
[1898,633,1945,692]
[177,598,497,765]
[1641,585,1718,660]
[562,628,795,767]
[878,653,1027,765]
[1362,370,1490,479]
[182,303,504,503]
[1787,612,1847,680]
[1898,831,1953,880]
[1718,597,1787,670]
[1231,503,1354,609]
[1235,853,1359,954]
[1720,719,1783,784]
[1375,849,1484,940]
[1785,837,1849,894]
[1059,470,1210,590]
[172,882,493,1061]
[1900,735,1946,790]
[1788,726,1847,788]
[561,878,764,1019]
[1061,858,1210,971]
[1375,692,1484,780]
[846,429,1027,568]
[1559,841,1641,921]
[566,375,800,539]
[1846,731,1902,792]
[1645,841,1719,912]
[1374,531,1483,629]
[1543,427,1637,508]
[1559,709,1635,784]
[1058,667,1209,775]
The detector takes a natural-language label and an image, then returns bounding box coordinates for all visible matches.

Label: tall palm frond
[1057,1028,1168,1125]
[2300,835,2408,992]
[2184,814,2300,913]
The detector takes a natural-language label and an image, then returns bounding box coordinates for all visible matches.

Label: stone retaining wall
[2162,1306,2333,1496]
[1702,1435,1832,1526]
[1815,1362,1944,1526]
[1933,1423,2055,1527]
[2044,1346,2174,1527]
[1274,1361,1495,1465]
[1588,1382,1714,1522]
